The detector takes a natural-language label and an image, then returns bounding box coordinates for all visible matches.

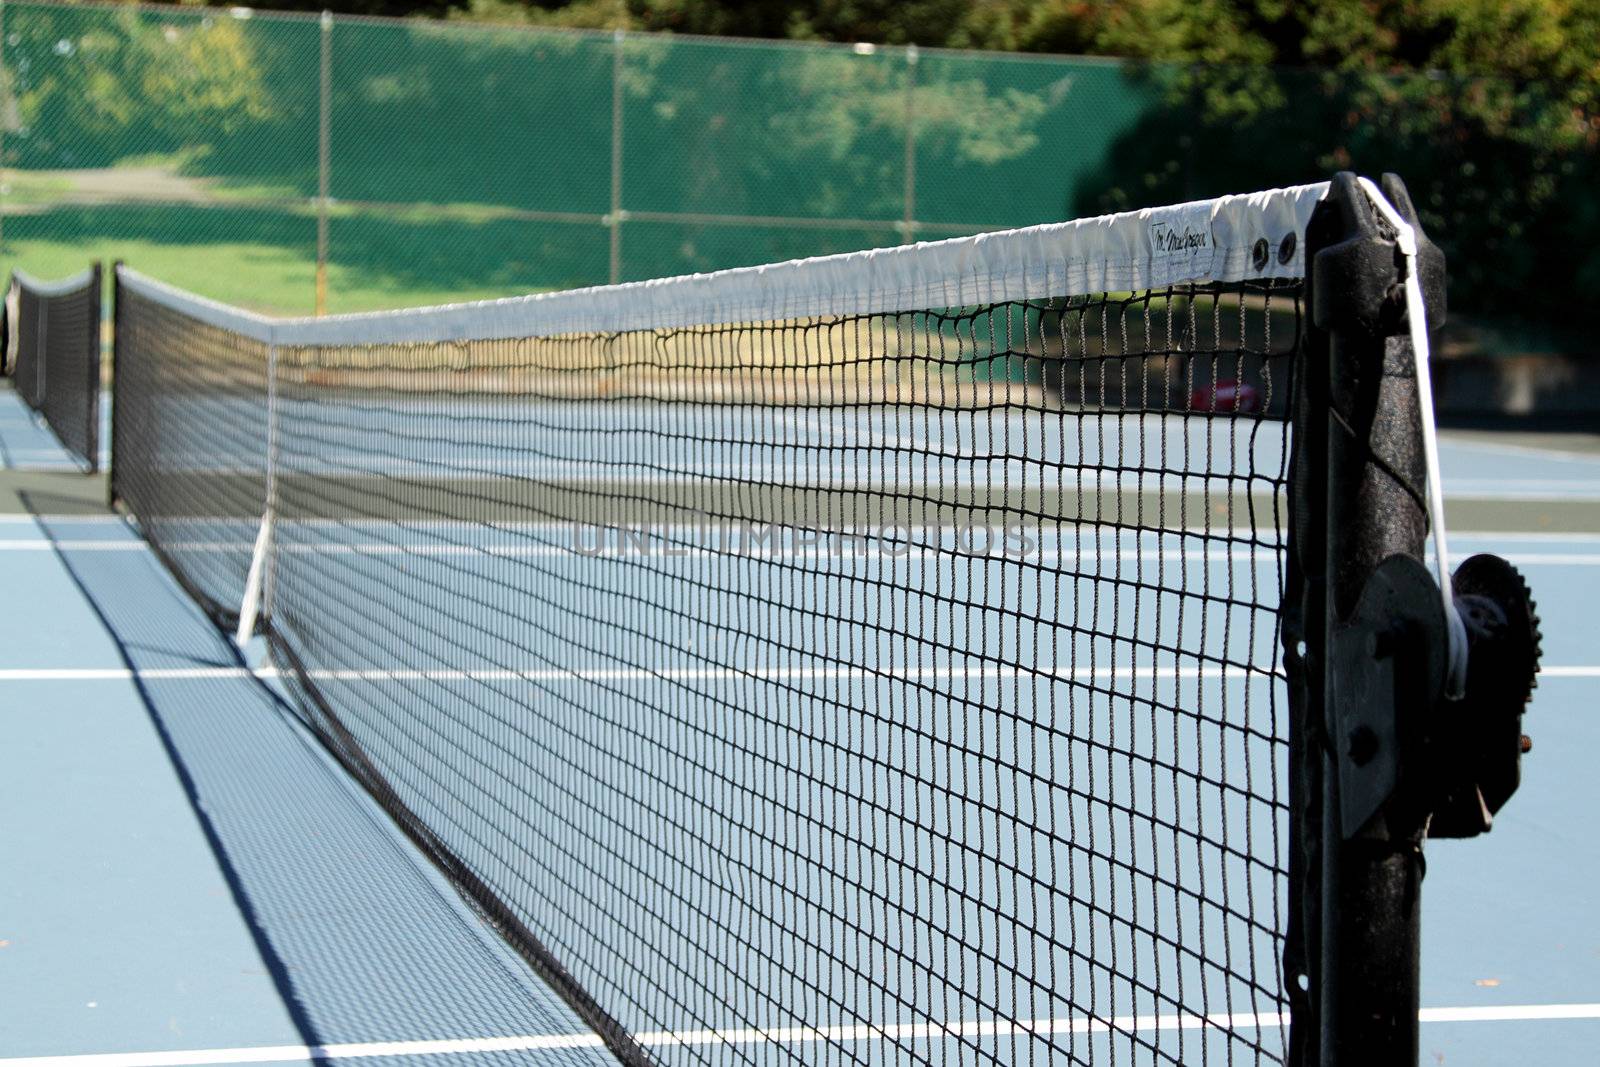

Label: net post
[1293,172,1448,1065]
[107,264,121,507]
[315,10,332,317]
[1,271,11,376]
[86,261,102,473]
[34,268,46,406]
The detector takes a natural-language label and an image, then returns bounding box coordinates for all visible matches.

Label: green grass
[0,193,613,315]
[1,234,558,316]
[0,178,914,317]
[3,236,314,313]
[2,173,75,206]
[112,147,214,172]
[206,181,318,206]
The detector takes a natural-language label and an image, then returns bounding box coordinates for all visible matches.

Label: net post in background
[11,270,37,406]
[108,262,125,510]
[1289,172,1448,1065]
[107,258,123,508]
[5,274,23,378]
[82,259,101,470]
[2,274,14,378]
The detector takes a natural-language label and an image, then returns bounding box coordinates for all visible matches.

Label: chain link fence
[0,1,1160,313]
[0,0,1594,357]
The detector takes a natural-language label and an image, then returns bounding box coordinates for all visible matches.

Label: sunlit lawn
[1,233,551,316]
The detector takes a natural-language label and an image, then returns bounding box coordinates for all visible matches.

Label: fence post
[609,27,625,285]
[316,10,332,316]
[1,0,8,256]
[902,43,918,242]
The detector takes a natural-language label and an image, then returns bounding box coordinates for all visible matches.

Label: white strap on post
[1356,177,1468,698]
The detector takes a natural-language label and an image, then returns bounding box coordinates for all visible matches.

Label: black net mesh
[112,285,270,614]
[11,267,102,470]
[113,267,1303,1066]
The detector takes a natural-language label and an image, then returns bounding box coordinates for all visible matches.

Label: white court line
[3,1004,1597,1067]
[1445,489,1600,502]
[1451,531,1600,543]
[0,541,144,551]
[1417,1003,1600,1023]
[1444,437,1600,465]
[0,515,128,525]
[0,663,1289,684]
[1457,554,1600,565]
[0,668,257,681]
[1449,478,1600,489]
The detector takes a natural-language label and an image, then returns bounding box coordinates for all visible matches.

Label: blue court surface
[2,383,1598,1066]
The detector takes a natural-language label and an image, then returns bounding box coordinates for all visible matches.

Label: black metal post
[1292,172,1447,1066]
[107,261,123,508]
[86,261,103,474]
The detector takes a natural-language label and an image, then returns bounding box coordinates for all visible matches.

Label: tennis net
[111,181,1368,1065]
[9,265,103,472]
